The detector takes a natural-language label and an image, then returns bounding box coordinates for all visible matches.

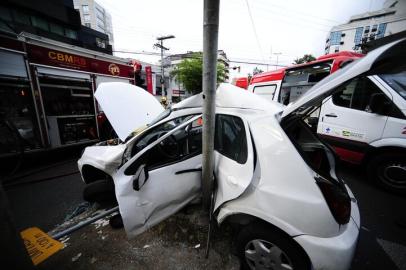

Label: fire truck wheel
[83,179,117,204]
[367,152,406,195]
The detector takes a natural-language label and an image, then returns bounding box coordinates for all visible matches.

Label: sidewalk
[40,204,240,270]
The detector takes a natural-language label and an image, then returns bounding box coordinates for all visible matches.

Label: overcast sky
[97,0,385,79]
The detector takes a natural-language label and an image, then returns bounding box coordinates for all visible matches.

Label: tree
[293,54,316,64]
[170,53,227,95]
[252,67,263,75]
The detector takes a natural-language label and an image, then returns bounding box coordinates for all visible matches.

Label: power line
[244,0,265,61]
[113,49,288,67]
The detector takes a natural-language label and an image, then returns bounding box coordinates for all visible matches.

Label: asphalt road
[4,153,406,269]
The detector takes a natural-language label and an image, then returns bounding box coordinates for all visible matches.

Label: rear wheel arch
[220,212,298,239]
[223,213,312,269]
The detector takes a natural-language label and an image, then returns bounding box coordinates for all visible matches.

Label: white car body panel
[294,218,359,270]
[217,113,341,238]
[78,144,126,176]
[113,115,202,237]
[213,108,255,211]
[113,154,202,237]
[95,82,164,141]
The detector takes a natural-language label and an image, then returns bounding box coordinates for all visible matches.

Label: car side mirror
[132,164,149,191]
[368,93,391,115]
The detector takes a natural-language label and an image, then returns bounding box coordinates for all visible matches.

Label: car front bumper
[293,217,359,270]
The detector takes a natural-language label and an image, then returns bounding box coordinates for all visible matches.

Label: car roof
[173,83,284,114]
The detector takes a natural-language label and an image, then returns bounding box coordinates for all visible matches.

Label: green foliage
[170,53,227,94]
[253,67,263,75]
[293,54,316,64]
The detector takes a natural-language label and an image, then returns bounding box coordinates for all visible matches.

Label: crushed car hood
[281,38,406,119]
[95,82,164,141]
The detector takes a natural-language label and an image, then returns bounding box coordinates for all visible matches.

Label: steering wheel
[156,132,180,159]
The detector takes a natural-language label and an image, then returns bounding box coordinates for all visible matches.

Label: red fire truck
[247,51,364,104]
[0,32,137,156]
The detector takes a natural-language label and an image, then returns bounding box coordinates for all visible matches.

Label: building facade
[0,0,112,54]
[73,0,114,49]
[325,0,406,54]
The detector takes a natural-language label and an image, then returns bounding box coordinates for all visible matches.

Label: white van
[247,47,406,193]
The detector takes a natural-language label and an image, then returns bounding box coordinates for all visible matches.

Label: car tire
[236,222,310,270]
[367,152,406,194]
[83,179,117,204]
[109,213,124,229]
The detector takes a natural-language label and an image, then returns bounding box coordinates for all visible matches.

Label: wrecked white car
[78,39,405,270]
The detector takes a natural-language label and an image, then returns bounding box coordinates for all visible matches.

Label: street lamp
[273,52,282,70]
[154,35,175,98]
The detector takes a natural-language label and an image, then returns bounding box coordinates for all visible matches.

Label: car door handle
[175,168,202,175]
[325,113,337,118]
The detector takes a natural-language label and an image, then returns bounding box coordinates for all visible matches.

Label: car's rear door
[213,111,255,210]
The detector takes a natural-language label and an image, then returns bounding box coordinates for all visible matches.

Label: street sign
[21,227,63,265]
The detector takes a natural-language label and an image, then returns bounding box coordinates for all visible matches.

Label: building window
[12,10,31,25]
[376,23,387,38]
[82,5,89,13]
[49,23,64,35]
[330,31,342,46]
[354,27,363,45]
[65,28,78,39]
[0,6,12,21]
[334,46,339,53]
[31,16,49,31]
[85,22,91,27]
[84,14,91,22]
[364,26,370,34]
[371,24,378,32]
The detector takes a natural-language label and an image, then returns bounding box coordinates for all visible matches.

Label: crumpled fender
[78,144,126,177]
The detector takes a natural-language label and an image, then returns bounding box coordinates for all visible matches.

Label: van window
[253,84,277,98]
[332,76,387,111]
[215,114,247,164]
[380,71,406,101]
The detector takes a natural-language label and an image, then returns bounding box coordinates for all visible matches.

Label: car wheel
[109,213,124,229]
[236,222,310,270]
[367,153,406,194]
[83,179,117,204]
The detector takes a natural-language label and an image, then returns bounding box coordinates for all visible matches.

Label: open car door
[113,115,203,237]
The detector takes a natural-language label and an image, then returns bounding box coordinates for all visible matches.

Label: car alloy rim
[244,239,293,270]
[382,163,406,188]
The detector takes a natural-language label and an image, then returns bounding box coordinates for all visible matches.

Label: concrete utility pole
[273,52,282,70]
[202,0,220,210]
[155,35,175,97]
